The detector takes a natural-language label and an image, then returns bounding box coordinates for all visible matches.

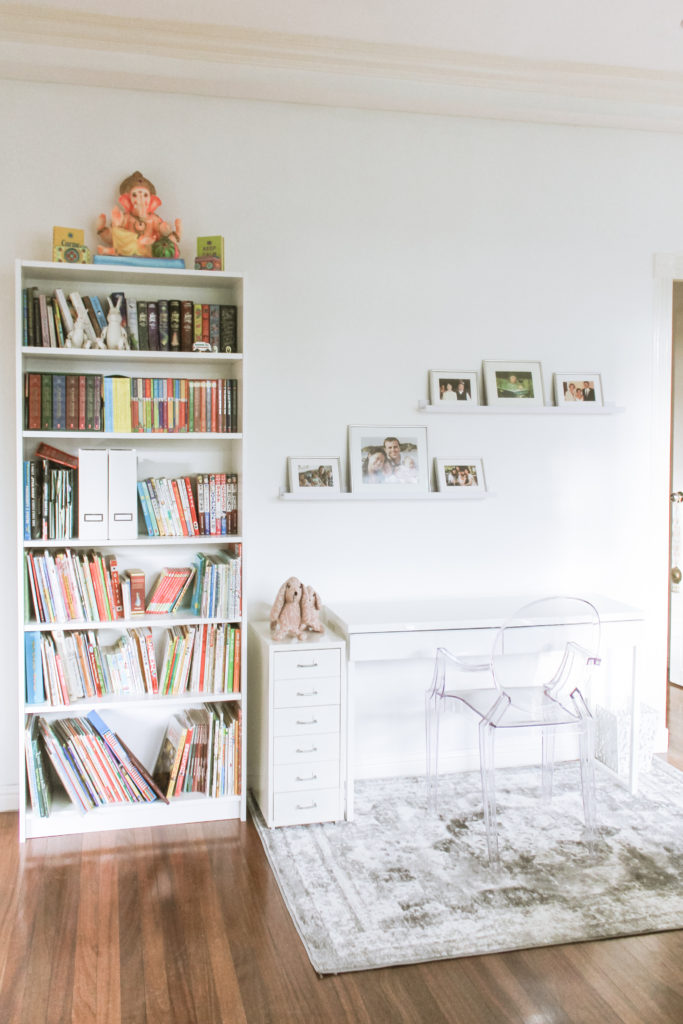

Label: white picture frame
[553,373,603,406]
[348,426,429,496]
[483,360,544,406]
[429,370,480,406]
[434,457,486,496]
[288,457,342,494]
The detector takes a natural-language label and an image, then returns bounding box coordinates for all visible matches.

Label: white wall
[0,79,678,802]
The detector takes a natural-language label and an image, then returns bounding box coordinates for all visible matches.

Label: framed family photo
[288,457,342,494]
[429,370,479,406]
[483,361,544,407]
[553,373,603,406]
[348,426,429,496]
[434,458,486,497]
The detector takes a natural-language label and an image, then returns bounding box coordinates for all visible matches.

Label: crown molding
[2,4,683,131]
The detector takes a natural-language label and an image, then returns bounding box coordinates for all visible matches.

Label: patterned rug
[250,760,683,974]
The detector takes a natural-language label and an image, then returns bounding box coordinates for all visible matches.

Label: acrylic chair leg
[479,720,499,866]
[578,718,597,839]
[541,727,556,806]
[425,693,441,812]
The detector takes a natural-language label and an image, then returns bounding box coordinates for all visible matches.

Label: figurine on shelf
[100,295,129,350]
[65,309,90,349]
[96,171,182,259]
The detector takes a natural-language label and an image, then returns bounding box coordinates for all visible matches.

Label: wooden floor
[1,716,682,1024]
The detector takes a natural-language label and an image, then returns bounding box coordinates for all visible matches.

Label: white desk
[325,595,644,817]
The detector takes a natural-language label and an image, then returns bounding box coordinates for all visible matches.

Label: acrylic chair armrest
[545,641,601,700]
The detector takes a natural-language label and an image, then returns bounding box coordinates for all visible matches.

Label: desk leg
[629,643,639,795]
[345,655,355,821]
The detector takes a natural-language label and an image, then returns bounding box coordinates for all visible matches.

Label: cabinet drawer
[273,704,339,737]
[274,732,340,765]
[273,648,340,680]
[273,788,341,826]
[274,760,340,793]
[274,675,340,709]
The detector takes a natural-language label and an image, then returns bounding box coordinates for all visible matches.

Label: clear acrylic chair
[425,596,601,865]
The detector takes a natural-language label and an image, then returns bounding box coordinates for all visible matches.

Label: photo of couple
[562,380,597,402]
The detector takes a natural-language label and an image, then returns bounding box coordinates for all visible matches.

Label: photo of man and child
[444,464,479,487]
[361,435,420,484]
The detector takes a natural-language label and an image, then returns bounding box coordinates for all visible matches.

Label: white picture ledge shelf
[417,400,623,415]
[279,488,492,501]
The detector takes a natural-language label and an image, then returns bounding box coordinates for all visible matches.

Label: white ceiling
[3,1,683,130]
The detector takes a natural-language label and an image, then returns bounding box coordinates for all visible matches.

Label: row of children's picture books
[25,709,165,817]
[25,547,242,624]
[25,703,241,817]
[22,287,238,353]
[154,704,241,800]
[138,473,239,538]
[23,457,76,541]
[25,623,241,705]
[24,372,239,434]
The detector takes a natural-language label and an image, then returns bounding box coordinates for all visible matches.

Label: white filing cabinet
[247,621,347,827]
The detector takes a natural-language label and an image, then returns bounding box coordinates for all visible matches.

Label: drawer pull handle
[296,689,318,697]
[297,718,318,725]
[296,746,318,753]
[297,661,318,668]
[296,774,318,782]
[296,802,318,810]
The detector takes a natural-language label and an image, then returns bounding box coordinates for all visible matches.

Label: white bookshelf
[16,260,247,840]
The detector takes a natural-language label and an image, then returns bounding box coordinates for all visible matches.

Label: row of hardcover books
[23,458,75,541]
[25,623,241,705]
[138,473,239,537]
[23,287,238,353]
[25,546,242,624]
[25,702,241,817]
[24,372,239,434]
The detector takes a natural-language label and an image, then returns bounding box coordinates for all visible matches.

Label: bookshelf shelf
[16,259,247,840]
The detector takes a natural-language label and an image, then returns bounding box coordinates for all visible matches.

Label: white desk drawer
[273,788,341,826]
[274,760,340,793]
[274,704,339,737]
[274,732,340,765]
[273,648,340,680]
[274,676,340,709]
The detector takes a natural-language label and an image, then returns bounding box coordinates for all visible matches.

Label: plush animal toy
[270,576,306,641]
[301,585,324,634]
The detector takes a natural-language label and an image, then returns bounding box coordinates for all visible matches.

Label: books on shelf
[25,548,131,624]
[24,372,238,434]
[137,473,238,537]
[31,712,164,814]
[23,454,76,541]
[24,622,241,706]
[153,702,241,799]
[145,566,195,614]
[190,546,242,619]
[23,287,238,353]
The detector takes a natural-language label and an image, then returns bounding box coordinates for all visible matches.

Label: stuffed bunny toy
[270,576,306,641]
[301,585,324,633]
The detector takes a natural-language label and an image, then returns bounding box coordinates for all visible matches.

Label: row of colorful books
[25,546,242,624]
[22,287,238,353]
[25,703,241,817]
[24,624,242,705]
[155,704,241,800]
[24,372,239,434]
[138,473,239,538]
[193,549,242,620]
[23,458,76,541]
[26,710,164,817]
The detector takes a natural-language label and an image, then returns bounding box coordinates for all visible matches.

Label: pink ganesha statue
[96,171,182,259]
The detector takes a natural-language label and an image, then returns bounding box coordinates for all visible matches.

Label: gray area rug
[250,760,683,974]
